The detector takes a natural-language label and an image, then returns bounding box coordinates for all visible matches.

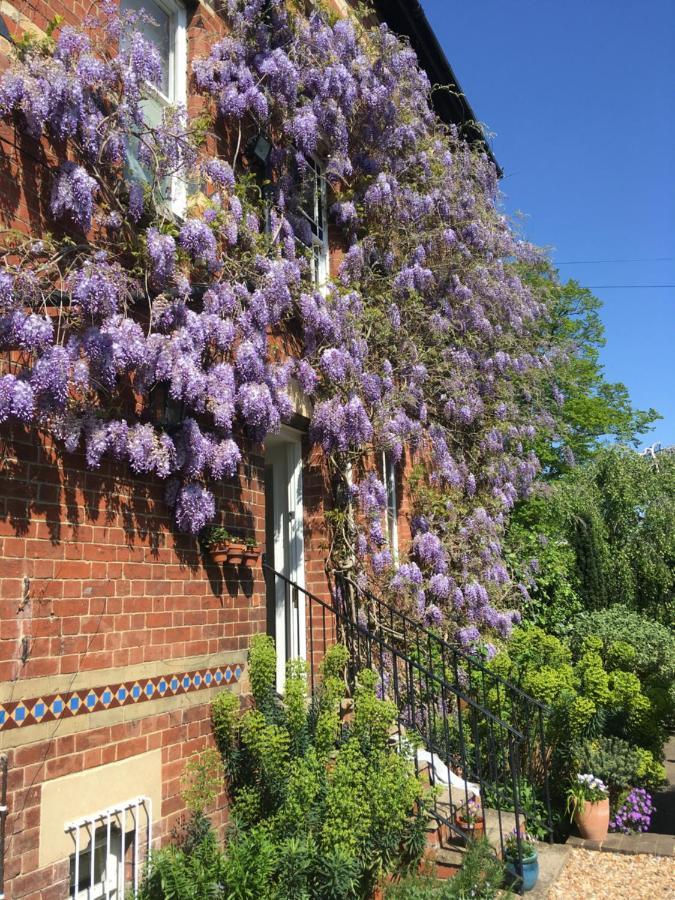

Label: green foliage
[138,815,226,900]
[198,525,238,549]
[572,605,675,737]
[312,846,361,900]
[181,749,224,815]
[576,736,666,799]
[211,691,240,757]
[571,605,675,687]
[508,449,675,630]
[491,620,666,819]
[385,838,510,899]
[212,639,427,898]
[520,265,658,476]
[248,633,278,712]
[483,780,549,841]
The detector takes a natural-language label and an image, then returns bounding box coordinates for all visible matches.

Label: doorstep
[566,832,675,857]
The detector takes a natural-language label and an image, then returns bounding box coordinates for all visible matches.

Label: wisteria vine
[0,0,559,646]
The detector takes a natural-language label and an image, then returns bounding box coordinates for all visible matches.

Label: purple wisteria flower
[390,562,423,592]
[170,482,216,534]
[203,157,235,192]
[50,162,97,231]
[178,220,219,269]
[0,374,34,423]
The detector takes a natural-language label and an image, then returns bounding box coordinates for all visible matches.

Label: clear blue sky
[422,0,674,448]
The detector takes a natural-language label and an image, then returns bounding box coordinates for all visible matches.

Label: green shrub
[216,641,429,898]
[571,606,675,730]
[138,815,226,900]
[385,838,511,899]
[576,735,666,809]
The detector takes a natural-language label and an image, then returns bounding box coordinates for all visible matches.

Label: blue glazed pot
[506,853,539,892]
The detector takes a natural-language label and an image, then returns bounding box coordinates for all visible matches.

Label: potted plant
[199,526,246,566]
[455,796,485,836]
[242,536,262,567]
[566,773,610,841]
[504,828,539,892]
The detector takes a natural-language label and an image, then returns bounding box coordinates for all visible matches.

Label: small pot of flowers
[455,797,484,836]
[242,536,262,567]
[199,526,246,566]
[567,773,610,841]
[504,829,539,892]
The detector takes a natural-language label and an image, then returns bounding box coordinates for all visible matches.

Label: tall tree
[522,263,659,476]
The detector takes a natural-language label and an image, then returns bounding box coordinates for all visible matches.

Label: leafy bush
[385,838,511,899]
[493,624,664,750]
[577,736,666,797]
[483,779,549,841]
[212,635,428,899]
[138,814,226,900]
[571,605,675,730]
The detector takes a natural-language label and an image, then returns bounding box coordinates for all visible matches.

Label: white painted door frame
[267,427,306,690]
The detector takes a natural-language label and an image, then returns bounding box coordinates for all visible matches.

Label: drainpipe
[0,754,7,900]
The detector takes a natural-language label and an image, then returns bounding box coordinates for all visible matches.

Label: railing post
[538,707,554,842]
[508,733,525,895]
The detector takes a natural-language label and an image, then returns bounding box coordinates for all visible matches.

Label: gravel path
[547,848,675,899]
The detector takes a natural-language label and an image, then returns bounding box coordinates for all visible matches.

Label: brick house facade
[0,1,486,896]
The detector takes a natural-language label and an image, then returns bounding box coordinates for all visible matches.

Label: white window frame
[122,0,188,217]
[66,796,152,900]
[297,155,329,288]
[382,451,399,563]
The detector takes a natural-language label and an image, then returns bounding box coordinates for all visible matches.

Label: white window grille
[120,0,188,216]
[297,156,329,288]
[66,796,152,900]
[382,452,399,563]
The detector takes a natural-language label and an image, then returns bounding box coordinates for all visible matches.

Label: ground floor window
[66,796,152,899]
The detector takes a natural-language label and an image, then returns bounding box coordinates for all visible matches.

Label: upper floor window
[121,0,187,216]
[383,452,399,563]
[297,156,329,288]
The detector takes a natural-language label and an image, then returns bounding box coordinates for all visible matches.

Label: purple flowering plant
[610,788,653,834]
[0,0,566,644]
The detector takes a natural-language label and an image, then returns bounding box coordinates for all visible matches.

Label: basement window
[66,797,152,900]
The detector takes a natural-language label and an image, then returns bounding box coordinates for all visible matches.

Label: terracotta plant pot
[225,542,246,566]
[242,547,262,567]
[455,813,485,837]
[207,543,230,565]
[574,798,609,841]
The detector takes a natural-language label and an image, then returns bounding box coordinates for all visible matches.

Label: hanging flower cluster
[0,0,557,646]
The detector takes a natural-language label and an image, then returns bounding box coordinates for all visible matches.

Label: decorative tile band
[0,663,243,731]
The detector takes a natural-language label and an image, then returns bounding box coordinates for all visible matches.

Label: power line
[584,284,675,289]
[557,257,675,264]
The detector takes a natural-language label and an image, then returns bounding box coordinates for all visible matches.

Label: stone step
[427,806,519,856]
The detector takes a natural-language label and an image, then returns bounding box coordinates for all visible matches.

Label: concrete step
[424,807,570,894]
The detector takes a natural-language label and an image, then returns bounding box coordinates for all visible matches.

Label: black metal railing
[263,564,553,891]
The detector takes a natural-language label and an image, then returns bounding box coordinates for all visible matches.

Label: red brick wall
[0,430,267,685]
[0,425,267,898]
[3,706,230,899]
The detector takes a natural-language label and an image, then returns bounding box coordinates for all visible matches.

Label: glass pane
[126,95,171,199]
[121,0,172,97]
[71,825,123,900]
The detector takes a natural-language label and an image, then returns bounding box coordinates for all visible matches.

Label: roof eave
[373,0,502,177]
